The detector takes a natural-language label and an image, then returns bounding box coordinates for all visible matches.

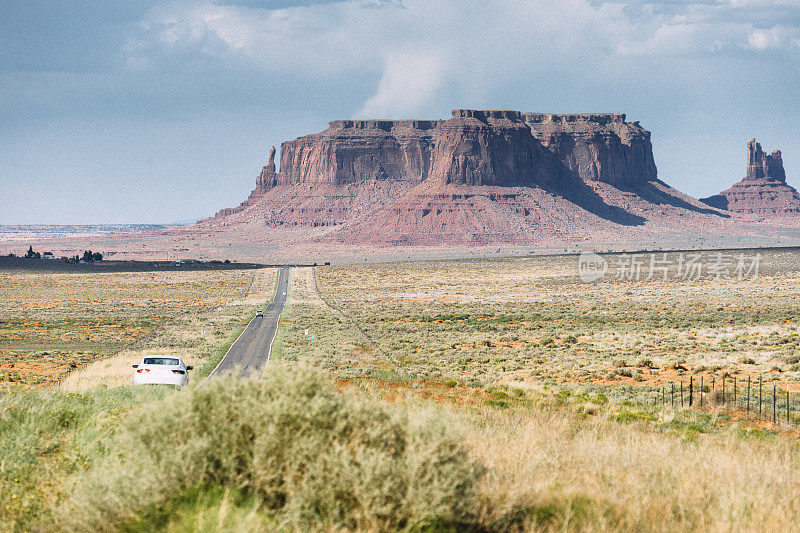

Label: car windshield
[143,357,179,366]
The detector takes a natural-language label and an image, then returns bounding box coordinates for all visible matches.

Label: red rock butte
[701,138,800,216]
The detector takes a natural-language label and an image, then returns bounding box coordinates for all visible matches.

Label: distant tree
[82,250,94,262]
[92,252,103,262]
[7,253,15,258]
[25,246,36,258]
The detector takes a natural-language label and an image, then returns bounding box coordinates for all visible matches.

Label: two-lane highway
[209,266,289,379]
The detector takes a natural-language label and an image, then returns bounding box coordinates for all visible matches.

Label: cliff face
[525,113,657,187]
[701,138,800,216]
[209,109,670,230]
[427,110,563,187]
[229,109,657,194]
[277,120,441,186]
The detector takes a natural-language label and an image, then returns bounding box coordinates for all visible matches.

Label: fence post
[747,376,751,419]
[712,375,715,393]
[759,374,763,421]
[700,376,704,409]
[689,376,694,407]
[722,374,726,405]
[680,381,684,407]
[734,377,737,406]
[773,380,777,425]
[671,382,674,408]
[787,387,790,425]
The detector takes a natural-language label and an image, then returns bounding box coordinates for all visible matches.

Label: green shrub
[526,494,618,530]
[489,390,509,400]
[590,394,608,405]
[60,367,483,531]
[610,410,657,424]
[122,486,268,533]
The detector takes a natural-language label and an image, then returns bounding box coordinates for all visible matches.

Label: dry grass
[466,403,800,531]
[0,267,276,386]
[273,253,800,397]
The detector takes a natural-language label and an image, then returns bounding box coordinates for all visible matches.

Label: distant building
[42,252,56,259]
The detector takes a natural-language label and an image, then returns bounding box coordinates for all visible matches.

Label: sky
[1,0,800,224]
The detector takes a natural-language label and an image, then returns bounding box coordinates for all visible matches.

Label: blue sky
[1,0,799,224]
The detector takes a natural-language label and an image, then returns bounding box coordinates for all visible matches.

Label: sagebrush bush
[60,367,483,531]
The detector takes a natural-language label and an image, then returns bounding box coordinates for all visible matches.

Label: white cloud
[746,25,799,49]
[748,28,780,48]
[356,50,445,117]
[617,22,711,55]
[127,0,388,76]
[723,0,800,6]
[124,0,800,116]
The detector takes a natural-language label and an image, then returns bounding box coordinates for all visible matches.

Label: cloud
[126,0,393,78]
[356,50,446,117]
[746,25,800,49]
[213,0,359,8]
[723,0,800,6]
[748,27,782,48]
[114,0,798,119]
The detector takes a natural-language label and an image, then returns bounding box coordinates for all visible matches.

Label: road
[208,266,290,379]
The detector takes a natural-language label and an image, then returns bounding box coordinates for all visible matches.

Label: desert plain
[5,249,800,530]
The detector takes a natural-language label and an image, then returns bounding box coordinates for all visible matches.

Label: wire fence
[650,374,798,425]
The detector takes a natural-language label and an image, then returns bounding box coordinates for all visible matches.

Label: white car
[133,356,192,386]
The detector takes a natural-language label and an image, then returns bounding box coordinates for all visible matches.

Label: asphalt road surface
[209,266,289,379]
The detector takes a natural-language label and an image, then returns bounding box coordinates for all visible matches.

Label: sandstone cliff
[701,139,800,216]
[525,112,657,187]
[212,109,662,218]
[427,110,563,187]
[277,119,441,186]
